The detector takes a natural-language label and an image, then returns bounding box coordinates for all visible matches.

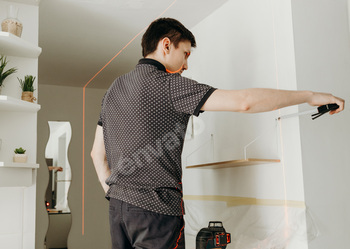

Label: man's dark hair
[141,18,196,57]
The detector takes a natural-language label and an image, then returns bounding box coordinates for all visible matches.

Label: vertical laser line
[270,0,290,242]
[81,0,178,235]
[82,87,86,235]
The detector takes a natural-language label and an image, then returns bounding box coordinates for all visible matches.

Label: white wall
[36,84,111,249]
[292,0,350,248]
[182,0,309,248]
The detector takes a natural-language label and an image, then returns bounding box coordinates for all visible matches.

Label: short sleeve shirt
[99,58,216,216]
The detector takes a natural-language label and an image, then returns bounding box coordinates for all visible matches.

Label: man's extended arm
[91,125,111,194]
[201,89,344,114]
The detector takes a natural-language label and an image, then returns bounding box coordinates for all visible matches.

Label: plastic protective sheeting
[184,200,319,249]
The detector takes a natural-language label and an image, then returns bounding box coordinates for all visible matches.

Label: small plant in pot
[0,55,17,95]
[13,147,27,163]
[18,75,36,103]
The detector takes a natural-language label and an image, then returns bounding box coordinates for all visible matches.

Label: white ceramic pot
[13,154,27,163]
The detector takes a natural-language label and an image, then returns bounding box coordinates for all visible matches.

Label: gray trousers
[109,198,185,249]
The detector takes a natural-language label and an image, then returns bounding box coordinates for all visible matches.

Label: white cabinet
[0,1,40,248]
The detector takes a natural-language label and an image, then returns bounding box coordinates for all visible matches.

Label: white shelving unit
[0,1,41,247]
[0,35,41,186]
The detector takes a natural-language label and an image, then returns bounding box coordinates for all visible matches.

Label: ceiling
[38,0,228,89]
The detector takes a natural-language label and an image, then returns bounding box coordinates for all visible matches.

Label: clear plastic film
[184,200,320,249]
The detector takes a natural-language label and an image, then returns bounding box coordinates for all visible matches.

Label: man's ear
[161,37,171,54]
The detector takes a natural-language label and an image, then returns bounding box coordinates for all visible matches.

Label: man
[91,18,344,249]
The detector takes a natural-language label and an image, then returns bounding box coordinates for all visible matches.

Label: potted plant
[0,55,17,95]
[18,75,36,102]
[13,147,27,163]
[1,5,23,37]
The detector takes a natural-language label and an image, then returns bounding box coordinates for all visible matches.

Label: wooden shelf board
[186,158,281,169]
[0,95,40,112]
[0,161,39,168]
[0,31,42,58]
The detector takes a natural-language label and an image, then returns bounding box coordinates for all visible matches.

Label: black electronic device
[312,103,339,120]
[196,221,231,249]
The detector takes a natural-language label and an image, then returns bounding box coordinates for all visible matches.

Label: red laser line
[166,66,183,74]
[82,88,85,235]
[81,0,178,235]
[270,0,290,243]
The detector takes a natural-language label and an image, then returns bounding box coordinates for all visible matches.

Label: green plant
[14,147,26,154]
[18,75,36,92]
[0,55,17,87]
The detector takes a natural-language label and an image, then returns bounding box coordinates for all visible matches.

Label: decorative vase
[13,154,27,163]
[21,91,36,103]
[1,5,23,37]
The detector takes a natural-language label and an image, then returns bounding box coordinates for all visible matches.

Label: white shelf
[0,162,38,187]
[4,0,40,5]
[0,31,42,58]
[0,95,40,112]
[0,161,39,168]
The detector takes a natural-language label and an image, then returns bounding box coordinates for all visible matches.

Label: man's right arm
[91,125,111,194]
[201,88,345,114]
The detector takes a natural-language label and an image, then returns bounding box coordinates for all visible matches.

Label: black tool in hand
[311,103,339,120]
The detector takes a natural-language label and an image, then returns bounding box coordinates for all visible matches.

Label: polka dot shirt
[98,58,216,216]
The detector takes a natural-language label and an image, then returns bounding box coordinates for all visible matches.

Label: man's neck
[145,54,165,67]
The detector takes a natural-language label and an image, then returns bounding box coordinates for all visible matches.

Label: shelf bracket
[243,122,278,160]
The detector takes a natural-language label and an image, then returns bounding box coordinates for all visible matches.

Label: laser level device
[311,103,339,120]
[196,221,231,249]
[278,103,340,120]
